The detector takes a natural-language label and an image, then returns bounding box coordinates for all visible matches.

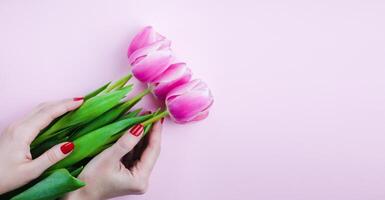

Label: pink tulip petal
[167,91,213,123]
[152,63,192,100]
[128,26,166,56]
[191,109,210,122]
[153,74,191,100]
[166,79,214,123]
[128,39,171,65]
[153,63,188,82]
[132,50,174,83]
[166,79,202,100]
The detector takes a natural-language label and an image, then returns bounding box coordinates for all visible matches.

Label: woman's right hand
[64,121,163,200]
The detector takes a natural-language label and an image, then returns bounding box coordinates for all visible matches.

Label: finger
[109,124,146,160]
[133,121,162,176]
[27,142,74,177]
[21,98,84,143]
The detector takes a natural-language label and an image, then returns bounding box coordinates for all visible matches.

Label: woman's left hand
[0,98,83,194]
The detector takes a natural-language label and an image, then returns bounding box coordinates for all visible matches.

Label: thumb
[28,142,74,175]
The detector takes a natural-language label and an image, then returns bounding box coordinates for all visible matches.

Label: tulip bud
[127,26,175,83]
[130,40,174,83]
[166,79,213,124]
[127,26,167,57]
[152,63,192,100]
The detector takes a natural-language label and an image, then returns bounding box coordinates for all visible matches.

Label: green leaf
[69,102,125,140]
[49,114,153,170]
[143,122,154,137]
[84,82,111,100]
[88,119,152,158]
[70,89,149,140]
[31,135,69,158]
[92,112,155,157]
[105,73,132,93]
[84,109,144,158]
[70,166,84,177]
[10,169,85,200]
[31,86,133,148]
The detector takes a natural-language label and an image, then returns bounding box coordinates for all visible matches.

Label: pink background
[0,0,385,199]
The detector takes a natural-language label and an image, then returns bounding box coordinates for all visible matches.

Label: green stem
[141,110,169,126]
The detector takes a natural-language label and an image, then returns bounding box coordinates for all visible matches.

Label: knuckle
[55,104,70,114]
[4,123,22,141]
[45,104,70,119]
[9,124,33,139]
[4,121,37,142]
[39,105,67,122]
[6,121,20,133]
[39,106,55,119]
[37,102,50,109]
[46,149,58,164]
[117,138,134,152]
[133,180,148,194]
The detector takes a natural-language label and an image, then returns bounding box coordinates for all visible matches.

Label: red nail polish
[161,118,164,124]
[130,124,144,137]
[60,142,74,154]
[73,97,84,101]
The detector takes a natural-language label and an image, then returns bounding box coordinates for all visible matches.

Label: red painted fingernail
[161,118,164,124]
[60,142,74,154]
[73,97,84,101]
[130,124,144,137]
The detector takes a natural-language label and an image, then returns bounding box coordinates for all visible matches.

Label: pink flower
[132,50,174,83]
[128,27,174,83]
[152,63,192,100]
[127,26,167,57]
[166,79,213,124]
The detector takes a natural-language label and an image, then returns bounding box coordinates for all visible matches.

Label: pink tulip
[166,79,213,124]
[152,63,192,100]
[127,26,167,57]
[128,26,175,83]
[129,40,174,83]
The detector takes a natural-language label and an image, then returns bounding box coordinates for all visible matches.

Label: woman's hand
[0,98,84,194]
[64,121,162,200]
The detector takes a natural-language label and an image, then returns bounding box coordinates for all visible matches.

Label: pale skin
[64,119,162,200]
[0,98,162,199]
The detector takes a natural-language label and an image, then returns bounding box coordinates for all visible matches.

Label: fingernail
[161,118,164,124]
[60,142,74,154]
[130,124,144,137]
[73,97,84,101]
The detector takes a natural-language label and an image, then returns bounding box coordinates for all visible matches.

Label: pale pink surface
[0,1,385,200]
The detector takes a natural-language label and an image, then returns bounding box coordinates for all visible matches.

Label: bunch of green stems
[1,74,168,200]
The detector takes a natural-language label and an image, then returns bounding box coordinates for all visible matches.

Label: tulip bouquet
[1,26,213,200]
